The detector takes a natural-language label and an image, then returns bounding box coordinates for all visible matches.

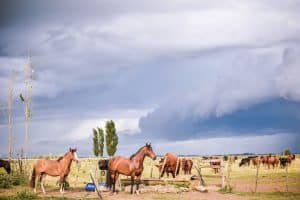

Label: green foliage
[97,127,104,157]
[105,120,118,157]
[93,128,99,157]
[218,185,233,193]
[56,180,70,190]
[0,190,38,200]
[13,190,38,200]
[0,171,28,188]
[283,149,292,155]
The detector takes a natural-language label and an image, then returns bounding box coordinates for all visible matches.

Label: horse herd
[0,144,297,195]
[239,154,296,168]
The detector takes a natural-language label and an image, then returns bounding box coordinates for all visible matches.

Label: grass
[0,155,299,199]
[236,191,300,200]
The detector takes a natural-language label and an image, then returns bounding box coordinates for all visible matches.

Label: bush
[0,190,38,200]
[0,173,13,188]
[219,185,233,193]
[14,191,38,200]
[0,171,29,188]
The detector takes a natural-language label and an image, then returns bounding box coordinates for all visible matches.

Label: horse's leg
[130,175,134,194]
[34,173,40,193]
[172,170,175,178]
[40,173,46,194]
[136,174,142,195]
[160,168,165,178]
[59,175,65,194]
[114,172,119,194]
[110,171,116,193]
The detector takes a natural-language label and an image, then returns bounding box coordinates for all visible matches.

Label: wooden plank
[90,172,102,199]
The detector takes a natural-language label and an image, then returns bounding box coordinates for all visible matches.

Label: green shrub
[14,191,38,200]
[0,173,13,188]
[218,185,233,193]
[0,171,29,188]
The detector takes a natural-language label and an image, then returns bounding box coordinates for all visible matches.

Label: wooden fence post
[150,162,153,178]
[174,157,180,178]
[285,164,288,192]
[221,163,225,188]
[254,163,260,193]
[159,156,167,179]
[90,171,102,199]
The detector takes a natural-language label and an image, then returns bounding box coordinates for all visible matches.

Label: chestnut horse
[159,152,181,178]
[0,159,11,174]
[182,158,193,175]
[108,143,156,194]
[30,148,79,194]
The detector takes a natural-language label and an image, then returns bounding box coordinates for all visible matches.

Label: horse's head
[144,143,157,160]
[69,148,79,163]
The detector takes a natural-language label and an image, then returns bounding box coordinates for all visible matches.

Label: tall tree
[97,127,104,157]
[93,128,99,157]
[105,120,118,157]
[283,149,291,155]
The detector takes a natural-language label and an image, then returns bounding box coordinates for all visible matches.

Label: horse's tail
[30,167,36,188]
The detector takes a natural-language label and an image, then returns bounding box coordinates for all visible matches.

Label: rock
[195,185,208,193]
[179,187,189,192]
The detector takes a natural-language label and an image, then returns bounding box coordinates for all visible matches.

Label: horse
[251,156,261,167]
[30,148,79,194]
[98,159,112,188]
[158,152,181,178]
[181,158,193,175]
[0,159,11,174]
[239,157,251,167]
[108,143,156,194]
[266,155,279,169]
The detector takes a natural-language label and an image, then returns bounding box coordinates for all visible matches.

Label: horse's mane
[57,156,63,162]
[129,146,145,160]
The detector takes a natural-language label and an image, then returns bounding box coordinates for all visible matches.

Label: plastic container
[85,182,108,191]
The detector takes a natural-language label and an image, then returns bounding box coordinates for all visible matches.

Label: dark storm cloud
[139,98,300,140]
[1,0,300,156]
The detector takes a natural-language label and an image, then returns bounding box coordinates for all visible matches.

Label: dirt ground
[37,186,251,200]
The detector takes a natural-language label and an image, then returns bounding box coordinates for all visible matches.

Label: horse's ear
[69,147,72,152]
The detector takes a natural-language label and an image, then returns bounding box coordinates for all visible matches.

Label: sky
[0,0,300,157]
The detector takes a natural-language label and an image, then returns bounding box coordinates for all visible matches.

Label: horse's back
[109,156,131,175]
[165,152,178,165]
[34,159,60,175]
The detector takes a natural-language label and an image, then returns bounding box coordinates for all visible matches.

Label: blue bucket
[85,183,95,191]
[85,182,108,191]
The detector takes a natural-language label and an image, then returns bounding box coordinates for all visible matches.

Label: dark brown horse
[108,143,156,194]
[0,159,11,174]
[30,148,79,194]
[182,158,193,175]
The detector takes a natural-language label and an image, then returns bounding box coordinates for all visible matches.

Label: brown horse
[266,155,279,169]
[182,158,193,175]
[0,159,11,174]
[159,152,181,178]
[108,143,156,194]
[30,148,79,194]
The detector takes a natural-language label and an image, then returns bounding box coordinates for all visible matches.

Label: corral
[0,155,300,200]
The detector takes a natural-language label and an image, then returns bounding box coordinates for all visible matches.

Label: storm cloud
[0,0,300,156]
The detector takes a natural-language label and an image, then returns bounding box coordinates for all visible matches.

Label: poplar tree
[105,120,118,157]
[93,128,99,157]
[97,127,104,157]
